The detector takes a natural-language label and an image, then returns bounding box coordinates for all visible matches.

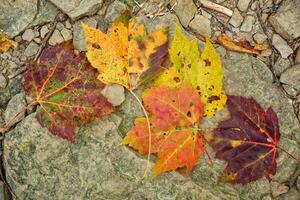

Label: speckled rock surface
[4,44,300,199]
[0,0,38,38]
[49,0,103,20]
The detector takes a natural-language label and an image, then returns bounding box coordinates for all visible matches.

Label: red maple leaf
[206,95,280,184]
[19,42,115,141]
[122,85,206,176]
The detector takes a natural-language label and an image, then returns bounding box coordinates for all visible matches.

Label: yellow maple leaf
[155,25,227,117]
[82,19,168,89]
[0,33,17,53]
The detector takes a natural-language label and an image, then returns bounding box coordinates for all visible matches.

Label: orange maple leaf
[122,85,206,176]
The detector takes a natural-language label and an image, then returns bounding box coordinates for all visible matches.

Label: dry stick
[127,89,152,179]
[199,0,233,17]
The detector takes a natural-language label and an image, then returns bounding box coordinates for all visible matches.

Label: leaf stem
[0,100,37,134]
[127,89,152,179]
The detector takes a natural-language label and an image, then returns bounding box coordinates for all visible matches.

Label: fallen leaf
[82,18,168,89]
[122,85,205,176]
[0,33,17,53]
[23,42,115,141]
[217,34,268,55]
[155,25,227,116]
[205,95,280,184]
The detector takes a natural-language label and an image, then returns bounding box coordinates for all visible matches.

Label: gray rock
[28,0,59,27]
[0,89,11,107]
[101,84,125,106]
[272,34,293,58]
[229,9,243,28]
[280,64,300,91]
[40,25,49,39]
[0,0,37,38]
[4,92,26,127]
[276,187,300,200]
[251,57,274,83]
[274,57,291,76]
[60,28,73,41]
[189,14,211,37]
[297,176,300,190]
[270,181,289,197]
[104,1,127,23]
[56,22,65,31]
[73,17,97,52]
[22,29,35,42]
[49,0,103,21]
[0,182,4,200]
[240,15,255,32]
[173,0,197,27]
[295,47,300,64]
[7,75,23,96]
[253,32,267,44]
[0,73,7,89]
[237,0,251,12]
[269,0,300,40]
[24,41,39,57]
[48,29,64,46]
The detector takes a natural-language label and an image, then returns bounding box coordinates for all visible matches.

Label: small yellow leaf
[155,25,227,116]
[82,19,168,89]
[0,33,17,53]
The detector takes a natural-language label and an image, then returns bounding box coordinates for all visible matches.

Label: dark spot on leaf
[188,64,191,68]
[92,43,101,49]
[196,86,200,90]
[204,59,211,67]
[173,77,180,83]
[137,41,146,50]
[187,111,191,117]
[177,51,181,56]
[208,96,221,103]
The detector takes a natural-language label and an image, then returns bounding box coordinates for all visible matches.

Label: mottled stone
[270,181,289,197]
[101,84,125,106]
[0,73,7,89]
[104,1,127,23]
[48,29,64,46]
[28,0,59,27]
[40,25,49,39]
[73,17,97,52]
[269,0,300,40]
[0,0,37,38]
[229,9,243,28]
[173,0,197,27]
[189,15,211,37]
[251,57,274,83]
[296,176,300,190]
[280,64,300,91]
[253,32,267,44]
[272,34,293,58]
[276,187,300,200]
[295,47,300,64]
[274,57,291,76]
[49,0,103,21]
[22,29,35,42]
[240,15,255,32]
[237,0,251,12]
[24,42,39,57]
[60,28,73,41]
[4,93,26,127]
